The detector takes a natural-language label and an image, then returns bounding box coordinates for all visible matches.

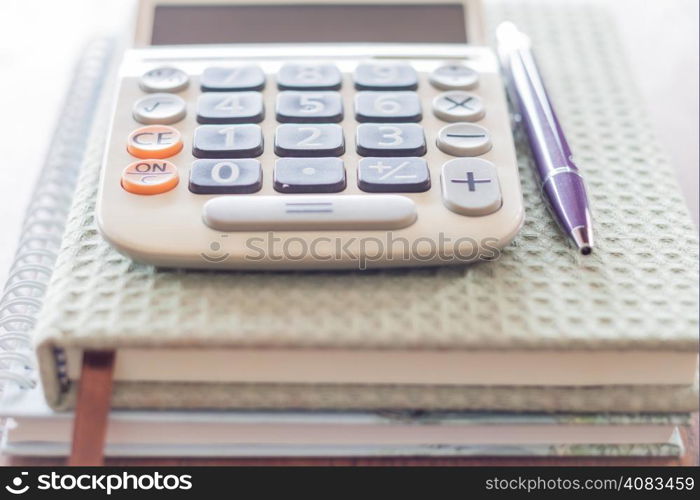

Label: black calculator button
[189,159,262,194]
[196,92,264,124]
[192,125,264,159]
[353,63,418,91]
[274,124,345,157]
[276,63,342,90]
[200,66,266,92]
[358,157,430,193]
[354,91,422,123]
[356,124,426,157]
[274,158,346,193]
[276,91,343,123]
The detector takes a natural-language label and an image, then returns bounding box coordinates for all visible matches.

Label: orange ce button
[121,160,179,195]
[127,125,183,159]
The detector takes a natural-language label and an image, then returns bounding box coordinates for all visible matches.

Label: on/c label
[121,159,179,195]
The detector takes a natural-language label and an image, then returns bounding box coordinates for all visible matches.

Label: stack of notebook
[1,1,698,458]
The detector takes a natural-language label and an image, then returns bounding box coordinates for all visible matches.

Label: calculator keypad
[200,66,266,92]
[122,60,505,222]
[193,124,264,158]
[274,158,346,193]
[189,159,262,194]
[354,63,418,90]
[196,92,265,124]
[277,63,343,90]
[275,124,345,157]
[276,91,343,123]
[356,123,426,157]
[354,92,422,123]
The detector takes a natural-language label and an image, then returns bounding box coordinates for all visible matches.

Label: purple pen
[496,22,594,255]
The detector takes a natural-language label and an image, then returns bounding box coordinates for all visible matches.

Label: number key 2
[275,124,345,157]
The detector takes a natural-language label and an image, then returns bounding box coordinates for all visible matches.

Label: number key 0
[189,159,262,194]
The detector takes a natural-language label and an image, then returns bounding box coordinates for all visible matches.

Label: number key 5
[276,91,343,123]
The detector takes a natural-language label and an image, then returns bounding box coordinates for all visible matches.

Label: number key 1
[192,124,264,158]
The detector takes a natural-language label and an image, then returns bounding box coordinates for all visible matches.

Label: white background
[0,0,697,286]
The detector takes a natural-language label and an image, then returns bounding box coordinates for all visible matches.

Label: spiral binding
[0,38,113,392]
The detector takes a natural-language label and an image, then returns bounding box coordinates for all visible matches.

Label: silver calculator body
[97,0,524,269]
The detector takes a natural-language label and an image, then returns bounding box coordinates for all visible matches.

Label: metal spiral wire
[0,38,114,392]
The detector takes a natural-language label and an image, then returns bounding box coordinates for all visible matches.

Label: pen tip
[571,226,594,256]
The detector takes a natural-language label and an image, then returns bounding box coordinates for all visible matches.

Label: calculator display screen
[151,4,467,45]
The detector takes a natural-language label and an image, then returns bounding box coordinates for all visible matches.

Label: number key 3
[356,123,426,157]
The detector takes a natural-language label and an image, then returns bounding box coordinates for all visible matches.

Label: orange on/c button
[121,159,179,195]
[127,125,183,159]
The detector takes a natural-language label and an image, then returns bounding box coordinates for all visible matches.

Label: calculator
[97,0,524,269]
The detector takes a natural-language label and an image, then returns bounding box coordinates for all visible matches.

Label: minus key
[437,123,492,157]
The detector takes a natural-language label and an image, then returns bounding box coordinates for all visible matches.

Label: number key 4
[197,92,264,124]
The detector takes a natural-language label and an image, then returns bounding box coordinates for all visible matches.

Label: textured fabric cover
[35,0,699,411]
